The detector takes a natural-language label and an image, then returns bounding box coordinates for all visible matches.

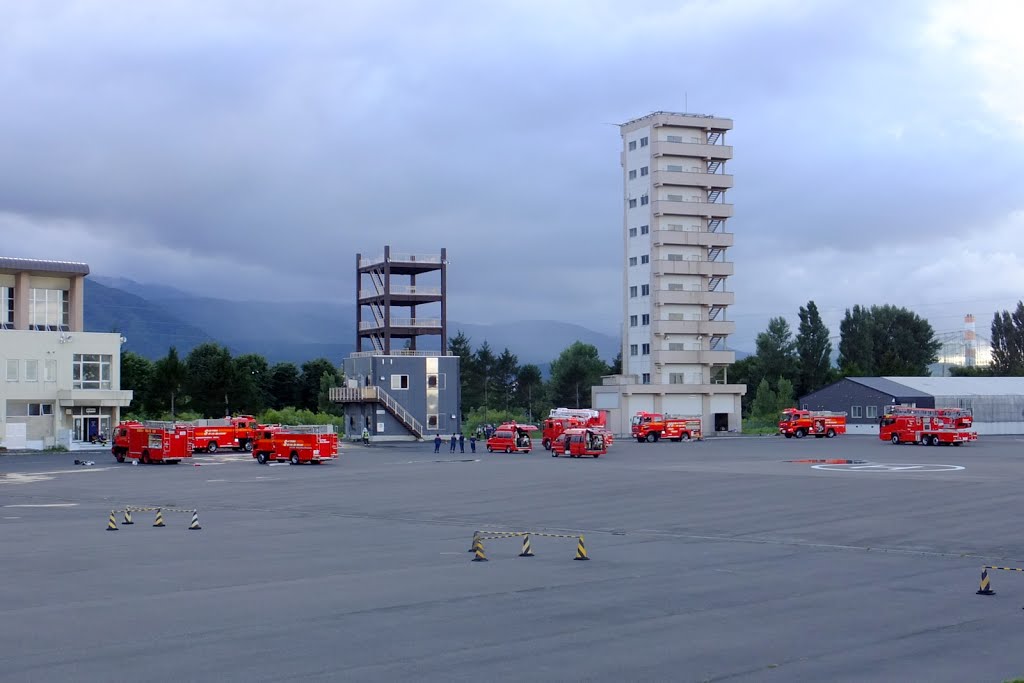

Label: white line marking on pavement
[3,516,22,519]
[4,503,79,508]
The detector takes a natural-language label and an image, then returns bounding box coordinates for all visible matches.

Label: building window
[641,344,650,355]
[641,284,650,296]
[640,166,648,176]
[851,405,863,418]
[628,199,637,208]
[640,255,649,264]
[29,288,69,331]
[640,195,649,206]
[666,164,683,172]
[628,140,637,151]
[44,360,57,382]
[640,137,648,147]
[641,373,650,384]
[630,344,638,356]
[642,314,650,325]
[629,257,637,267]
[641,225,649,235]
[629,286,637,298]
[1,286,13,328]
[629,227,637,237]
[391,374,410,390]
[628,170,637,180]
[669,373,685,384]
[28,403,54,416]
[629,315,638,327]
[6,359,18,382]
[667,194,683,201]
[72,354,112,390]
[427,414,439,429]
[865,405,878,419]
[24,360,38,382]
[667,135,682,143]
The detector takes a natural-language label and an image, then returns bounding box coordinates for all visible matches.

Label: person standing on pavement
[469,435,477,453]
[458,433,465,453]
[434,434,442,453]
[449,433,457,453]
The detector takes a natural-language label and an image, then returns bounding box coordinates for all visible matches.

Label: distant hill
[84,276,620,367]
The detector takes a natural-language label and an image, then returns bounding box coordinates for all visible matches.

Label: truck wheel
[593,453,600,458]
[826,429,836,438]
[115,452,125,463]
[891,434,900,444]
[504,447,512,454]
[256,452,268,464]
[636,437,644,443]
[243,441,253,452]
[486,446,493,452]
[141,451,151,464]
[207,442,218,453]
[784,433,792,439]
[552,451,558,457]
[930,435,940,446]
[795,429,806,439]
[646,433,656,443]
[290,451,300,465]
[542,439,551,450]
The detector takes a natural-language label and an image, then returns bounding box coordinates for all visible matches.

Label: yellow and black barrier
[976,565,1024,596]
[106,506,202,530]
[469,530,590,561]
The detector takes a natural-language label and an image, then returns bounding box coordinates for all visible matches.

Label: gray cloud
[1,0,1021,350]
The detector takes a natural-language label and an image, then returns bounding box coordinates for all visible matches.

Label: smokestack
[964,314,977,367]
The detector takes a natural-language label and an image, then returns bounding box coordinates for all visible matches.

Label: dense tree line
[731,301,941,424]
[449,332,613,425]
[121,343,343,419]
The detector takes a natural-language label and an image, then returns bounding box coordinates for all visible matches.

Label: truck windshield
[630,416,642,426]
[779,414,793,422]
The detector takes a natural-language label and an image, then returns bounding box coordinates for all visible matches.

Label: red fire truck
[631,411,702,442]
[878,406,977,446]
[542,408,613,450]
[486,422,538,453]
[191,415,260,453]
[111,421,195,464]
[778,409,846,439]
[551,428,607,458]
[252,425,339,464]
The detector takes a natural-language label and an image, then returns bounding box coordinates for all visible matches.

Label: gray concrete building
[593,111,746,436]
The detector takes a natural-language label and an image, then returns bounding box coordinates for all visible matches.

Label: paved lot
[3,435,1024,682]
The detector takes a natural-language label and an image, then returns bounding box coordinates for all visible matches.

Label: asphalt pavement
[2,435,1024,682]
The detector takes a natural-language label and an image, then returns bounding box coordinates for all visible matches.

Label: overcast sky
[1,0,1022,351]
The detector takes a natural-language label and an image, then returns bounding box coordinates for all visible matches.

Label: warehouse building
[799,377,1024,435]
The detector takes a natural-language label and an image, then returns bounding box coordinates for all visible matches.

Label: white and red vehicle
[542,408,614,450]
[486,422,538,453]
[778,409,846,439]
[631,411,702,442]
[191,415,260,453]
[252,425,339,464]
[879,406,977,446]
[111,421,195,464]
[550,428,607,458]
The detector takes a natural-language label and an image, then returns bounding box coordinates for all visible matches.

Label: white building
[0,257,132,450]
[593,111,746,436]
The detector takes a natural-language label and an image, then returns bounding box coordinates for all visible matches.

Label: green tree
[948,364,995,377]
[448,331,479,415]
[474,341,496,408]
[750,378,778,420]
[869,305,941,375]
[838,305,875,375]
[120,351,153,416]
[775,377,795,412]
[795,301,832,397]
[184,343,234,417]
[991,301,1024,375]
[150,346,187,418]
[318,368,345,415]
[491,348,520,410]
[514,364,545,421]
[609,350,622,375]
[548,342,609,409]
[755,317,797,383]
[299,358,339,411]
[728,355,761,416]
[267,362,301,409]
[230,353,270,415]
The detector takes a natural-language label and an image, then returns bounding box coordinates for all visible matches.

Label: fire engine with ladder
[111,421,195,464]
[778,409,847,439]
[542,408,613,450]
[189,415,260,453]
[878,405,977,446]
[631,411,702,443]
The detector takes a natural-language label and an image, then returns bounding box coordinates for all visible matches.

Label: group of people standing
[434,432,477,454]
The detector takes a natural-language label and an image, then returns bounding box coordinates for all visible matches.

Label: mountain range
[84,276,623,368]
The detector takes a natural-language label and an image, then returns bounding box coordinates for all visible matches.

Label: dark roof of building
[846,377,933,398]
[0,257,90,276]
